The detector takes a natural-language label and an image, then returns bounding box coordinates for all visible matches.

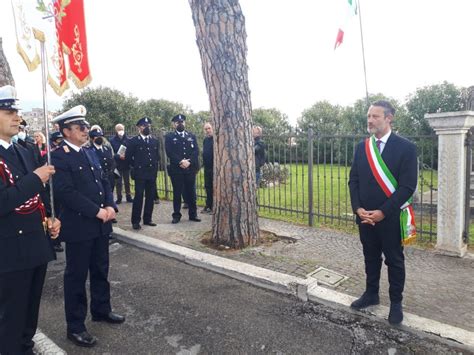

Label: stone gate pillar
[426,111,474,257]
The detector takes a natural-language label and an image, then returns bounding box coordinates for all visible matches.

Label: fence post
[426,111,474,257]
[308,128,314,226]
[161,130,170,200]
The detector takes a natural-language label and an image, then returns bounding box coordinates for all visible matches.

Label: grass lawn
[152,163,443,245]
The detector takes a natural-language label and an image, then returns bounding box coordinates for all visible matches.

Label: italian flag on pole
[334,0,358,49]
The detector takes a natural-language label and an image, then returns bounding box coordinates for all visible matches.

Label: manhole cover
[307,267,347,287]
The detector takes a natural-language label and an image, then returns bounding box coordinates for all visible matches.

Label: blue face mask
[11,135,18,143]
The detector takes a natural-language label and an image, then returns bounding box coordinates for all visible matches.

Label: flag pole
[357,0,369,107]
[39,40,57,226]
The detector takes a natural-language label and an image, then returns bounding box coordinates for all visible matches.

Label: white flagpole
[39,40,56,225]
[357,0,369,107]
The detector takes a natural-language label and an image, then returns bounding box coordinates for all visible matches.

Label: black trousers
[131,178,155,224]
[358,215,405,303]
[64,237,111,333]
[0,264,47,354]
[204,168,213,209]
[115,169,131,199]
[170,173,197,219]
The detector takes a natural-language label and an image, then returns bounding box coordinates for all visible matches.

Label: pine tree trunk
[189,0,259,248]
[0,38,15,87]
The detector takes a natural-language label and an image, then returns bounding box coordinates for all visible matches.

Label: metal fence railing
[104,128,439,243]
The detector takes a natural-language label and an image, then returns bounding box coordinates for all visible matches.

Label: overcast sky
[1,0,474,124]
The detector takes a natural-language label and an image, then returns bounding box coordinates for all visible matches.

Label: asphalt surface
[37,241,470,354]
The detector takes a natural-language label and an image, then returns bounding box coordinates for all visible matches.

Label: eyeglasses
[68,124,90,132]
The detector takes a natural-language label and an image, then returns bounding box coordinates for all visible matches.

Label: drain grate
[307,267,348,287]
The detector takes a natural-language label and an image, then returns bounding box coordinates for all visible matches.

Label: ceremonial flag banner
[334,0,358,50]
[11,0,92,96]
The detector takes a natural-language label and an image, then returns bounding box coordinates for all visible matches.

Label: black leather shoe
[171,217,180,224]
[144,221,157,226]
[350,292,380,310]
[126,196,133,203]
[115,198,122,205]
[67,331,97,347]
[132,223,141,230]
[388,302,403,325]
[189,217,201,222]
[92,312,125,324]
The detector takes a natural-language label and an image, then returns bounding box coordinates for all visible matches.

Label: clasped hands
[96,206,116,223]
[179,159,191,169]
[356,208,385,226]
[47,217,61,239]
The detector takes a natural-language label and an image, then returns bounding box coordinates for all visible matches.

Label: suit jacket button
[18,230,23,235]
[101,204,104,207]
[91,167,94,170]
[79,166,83,170]
[99,192,103,195]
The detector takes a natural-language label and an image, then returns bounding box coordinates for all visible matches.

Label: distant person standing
[125,117,160,230]
[110,123,133,204]
[90,128,117,224]
[33,131,47,157]
[165,114,201,224]
[202,122,213,213]
[253,126,265,186]
[49,131,63,151]
[348,100,417,325]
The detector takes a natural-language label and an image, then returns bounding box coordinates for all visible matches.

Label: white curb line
[33,328,66,354]
[114,227,474,349]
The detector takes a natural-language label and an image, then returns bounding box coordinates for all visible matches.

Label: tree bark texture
[0,38,15,87]
[189,0,259,248]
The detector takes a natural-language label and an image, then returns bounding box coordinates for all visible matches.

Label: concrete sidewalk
[112,200,474,338]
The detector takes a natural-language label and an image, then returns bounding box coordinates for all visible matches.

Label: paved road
[37,242,469,354]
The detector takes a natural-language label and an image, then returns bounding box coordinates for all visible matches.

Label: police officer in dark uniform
[50,131,63,151]
[165,114,201,224]
[90,128,118,224]
[89,128,116,196]
[51,105,124,348]
[0,85,61,354]
[125,117,160,230]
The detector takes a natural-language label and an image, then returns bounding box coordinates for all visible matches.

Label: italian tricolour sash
[365,136,416,245]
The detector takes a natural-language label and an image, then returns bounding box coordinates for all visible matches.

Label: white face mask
[17,131,26,140]
[117,130,124,137]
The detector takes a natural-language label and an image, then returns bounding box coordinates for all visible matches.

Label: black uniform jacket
[165,131,200,175]
[0,143,54,274]
[348,133,418,223]
[91,144,116,176]
[51,142,114,242]
[125,135,160,180]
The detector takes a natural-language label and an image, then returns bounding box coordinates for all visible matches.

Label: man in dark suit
[51,105,125,348]
[109,123,133,204]
[0,85,61,354]
[125,117,160,230]
[165,114,201,224]
[202,122,213,213]
[348,100,417,325]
